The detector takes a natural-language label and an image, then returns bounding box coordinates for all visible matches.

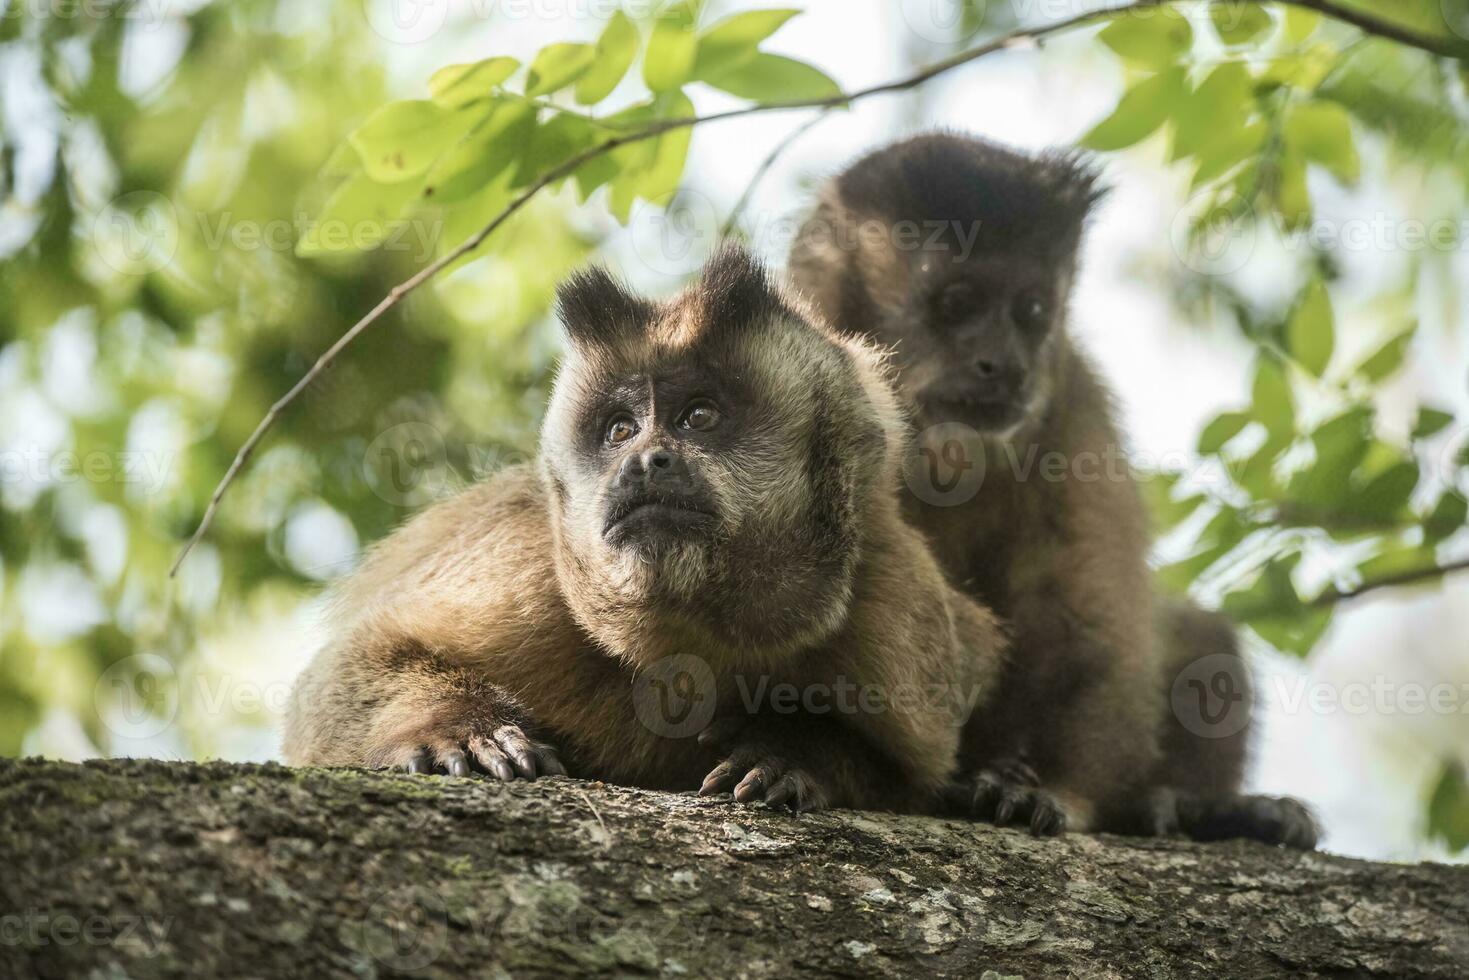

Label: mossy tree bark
[2,759,1466,978]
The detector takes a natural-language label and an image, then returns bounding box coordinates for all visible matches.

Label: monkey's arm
[282,467,577,776]
[701,518,1006,813]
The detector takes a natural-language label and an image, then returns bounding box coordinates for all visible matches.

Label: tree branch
[720,109,834,240]
[1311,555,1469,607]
[170,0,1468,575]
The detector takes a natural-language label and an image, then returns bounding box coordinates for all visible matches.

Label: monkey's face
[540,246,886,662]
[891,256,1065,437]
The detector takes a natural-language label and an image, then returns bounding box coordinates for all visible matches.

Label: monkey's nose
[617,448,685,487]
[975,359,1000,378]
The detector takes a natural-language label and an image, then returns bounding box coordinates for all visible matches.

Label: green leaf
[349,100,467,183]
[692,8,800,80]
[1354,460,1420,522]
[1287,407,1373,510]
[296,174,421,256]
[575,12,639,105]
[1097,8,1193,69]
[645,6,699,93]
[1284,100,1360,185]
[1081,68,1188,152]
[1198,411,1251,454]
[1171,62,1252,163]
[1356,325,1416,382]
[1286,280,1334,377]
[320,141,363,178]
[1251,355,1295,441]
[429,57,519,108]
[1412,407,1454,440]
[526,42,596,98]
[1210,3,1275,45]
[1424,492,1467,542]
[422,101,535,204]
[1273,150,1311,230]
[702,53,841,103]
[1427,761,1469,853]
[1283,8,1321,42]
[512,112,600,189]
[1190,120,1266,187]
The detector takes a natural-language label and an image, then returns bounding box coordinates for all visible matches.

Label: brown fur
[789,133,1316,845]
[284,245,1005,814]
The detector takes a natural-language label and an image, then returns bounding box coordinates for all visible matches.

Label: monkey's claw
[699,748,830,813]
[955,761,1069,837]
[397,725,566,781]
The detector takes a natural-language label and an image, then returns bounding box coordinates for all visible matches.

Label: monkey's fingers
[967,770,1005,818]
[534,743,568,777]
[698,760,740,797]
[467,735,516,781]
[491,725,540,779]
[1027,793,1068,837]
[763,771,828,813]
[433,743,472,779]
[404,747,436,775]
[733,761,784,804]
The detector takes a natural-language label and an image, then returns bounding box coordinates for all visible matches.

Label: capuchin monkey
[789,132,1316,847]
[284,244,1005,814]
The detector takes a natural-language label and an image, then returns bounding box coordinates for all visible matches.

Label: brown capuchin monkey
[788,132,1316,847]
[284,243,1005,814]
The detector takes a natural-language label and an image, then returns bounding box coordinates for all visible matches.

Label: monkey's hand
[946,756,1070,837]
[372,692,566,781]
[696,715,848,812]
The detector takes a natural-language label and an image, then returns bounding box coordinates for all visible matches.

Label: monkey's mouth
[603,495,718,545]
[924,390,1026,432]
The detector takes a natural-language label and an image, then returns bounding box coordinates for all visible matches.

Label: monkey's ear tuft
[555,265,656,349]
[1043,148,1109,220]
[690,241,791,340]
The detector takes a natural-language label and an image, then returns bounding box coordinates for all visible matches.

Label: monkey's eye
[677,401,721,432]
[605,415,639,446]
[1010,289,1050,331]
[936,284,972,322]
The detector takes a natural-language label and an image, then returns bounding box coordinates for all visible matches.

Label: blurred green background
[1,0,1467,860]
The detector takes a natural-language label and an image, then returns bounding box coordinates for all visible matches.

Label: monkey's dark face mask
[895,260,1062,436]
[592,380,729,555]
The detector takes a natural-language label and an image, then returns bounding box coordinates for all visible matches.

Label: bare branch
[720,109,834,240]
[1311,556,1469,608]
[171,0,1468,575]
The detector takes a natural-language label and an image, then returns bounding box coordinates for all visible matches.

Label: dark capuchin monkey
[284,244,1005,814]
[789,132,1316,847]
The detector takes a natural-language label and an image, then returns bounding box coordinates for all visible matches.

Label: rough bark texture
[2,759,1465,979]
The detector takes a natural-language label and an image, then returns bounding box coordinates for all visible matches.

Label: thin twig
[720,109,835,240]
[170,0,1466,574]
[1311,556,1469,608]
[577,788,611,849]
